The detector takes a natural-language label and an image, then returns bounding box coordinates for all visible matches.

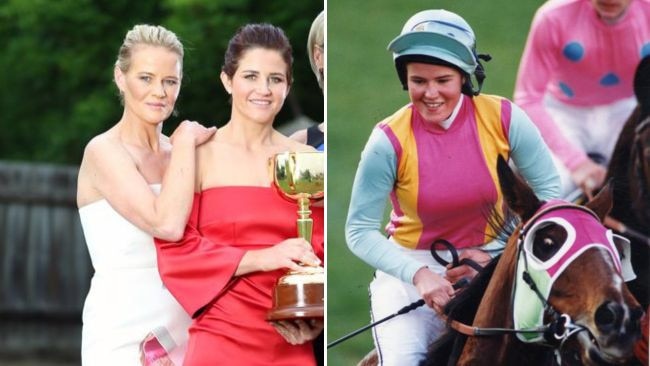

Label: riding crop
[327,278,469,349]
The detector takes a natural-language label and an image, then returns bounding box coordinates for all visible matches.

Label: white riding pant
[544,95,637,197]
[369,245,477,366]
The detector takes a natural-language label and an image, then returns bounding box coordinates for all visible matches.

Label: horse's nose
[595,301,624,333]
[592,301,642,362]
[595,301,643,338]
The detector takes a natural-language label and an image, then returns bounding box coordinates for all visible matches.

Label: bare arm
[78,121,215,241]
[234,238,321,276]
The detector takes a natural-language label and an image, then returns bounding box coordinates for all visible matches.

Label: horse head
[452,157,642,366]
[498,155,642,365]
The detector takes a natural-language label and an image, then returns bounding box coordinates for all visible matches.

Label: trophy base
[267,304,324,321]
[267,269,324,321]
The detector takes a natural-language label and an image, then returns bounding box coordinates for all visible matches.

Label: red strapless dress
[155,186,324,366]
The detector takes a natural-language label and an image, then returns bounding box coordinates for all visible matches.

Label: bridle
[328,204,615,360]
[445,203,621,363]
[511,205,600,347]
[428,231,586,342]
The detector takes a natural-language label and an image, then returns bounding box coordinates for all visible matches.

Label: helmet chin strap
[470,53,492,96]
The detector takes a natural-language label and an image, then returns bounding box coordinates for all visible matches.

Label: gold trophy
[267,151,325,321]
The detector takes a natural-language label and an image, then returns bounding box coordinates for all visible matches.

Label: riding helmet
[388,9,488,94]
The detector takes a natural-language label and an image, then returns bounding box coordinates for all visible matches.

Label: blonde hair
[307,11,324,89]
[115,24,184,75]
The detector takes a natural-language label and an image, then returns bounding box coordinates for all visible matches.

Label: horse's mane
[421,208,518,366]
[444,204,518,322]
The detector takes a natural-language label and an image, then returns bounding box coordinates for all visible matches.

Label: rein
[430,239,485,273]
[429,237,585,345]
[330,210,598,352]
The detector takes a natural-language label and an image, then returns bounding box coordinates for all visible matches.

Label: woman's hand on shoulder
[170,120,216,147]
[271,318,323,345]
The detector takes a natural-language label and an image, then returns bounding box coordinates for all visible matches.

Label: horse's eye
[531,224,568,262]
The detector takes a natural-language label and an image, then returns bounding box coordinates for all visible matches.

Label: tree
[0,0,323,164]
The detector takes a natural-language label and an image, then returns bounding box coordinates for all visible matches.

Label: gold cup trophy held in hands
[267,151,324,321]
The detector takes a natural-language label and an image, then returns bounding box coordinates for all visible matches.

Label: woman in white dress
[76,24,215,365]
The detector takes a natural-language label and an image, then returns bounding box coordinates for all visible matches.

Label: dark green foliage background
[0,0,323,164]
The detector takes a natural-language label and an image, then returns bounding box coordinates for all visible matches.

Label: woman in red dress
[154,23,324,365]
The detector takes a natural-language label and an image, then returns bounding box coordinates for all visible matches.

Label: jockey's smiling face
[590,0,632,24]
[406,62,464,125]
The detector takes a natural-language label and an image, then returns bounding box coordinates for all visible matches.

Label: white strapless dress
[79,185,191,365]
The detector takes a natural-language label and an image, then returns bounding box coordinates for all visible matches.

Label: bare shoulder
[83,130,124,161]
[77,135,110,207]
[195,133,220,160]
[194,134,224,190]
[288,128,308,144]
[159,133,172,148]
[81,132,136,177]
[275,131,316,152]
[77,131,132,207]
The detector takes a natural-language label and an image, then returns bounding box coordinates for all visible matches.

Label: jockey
[514,0,650,197]
[344,9,561,365]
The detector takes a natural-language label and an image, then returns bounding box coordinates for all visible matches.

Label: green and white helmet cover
[387,9,478,75]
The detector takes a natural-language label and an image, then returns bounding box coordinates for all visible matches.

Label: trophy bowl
[270,151,324,205]
[267,151,325,321]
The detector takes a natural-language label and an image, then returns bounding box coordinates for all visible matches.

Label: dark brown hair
[222,23,293,84]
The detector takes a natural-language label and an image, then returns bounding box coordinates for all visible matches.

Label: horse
[421,156,642,366]
[604,55,650,310]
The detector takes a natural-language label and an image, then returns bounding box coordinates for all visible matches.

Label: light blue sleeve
[482,103,561,258]
[509,103,561,201]
[345,128,426,284]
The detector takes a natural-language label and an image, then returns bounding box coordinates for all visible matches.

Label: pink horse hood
[512,200,630,343]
